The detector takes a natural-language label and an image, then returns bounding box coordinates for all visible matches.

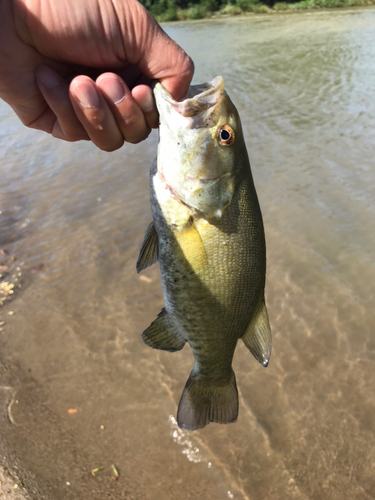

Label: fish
[136,76,271,431]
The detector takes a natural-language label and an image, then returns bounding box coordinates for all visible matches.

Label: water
[1,8,375,500]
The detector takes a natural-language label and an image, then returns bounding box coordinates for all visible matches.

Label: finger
[157,48,195,102]
[131,85,159,130]
[108,69,158,129]
[96,74,151,144]
[69,76,124,152]
[116,1,194,101]
[36,65,89,141]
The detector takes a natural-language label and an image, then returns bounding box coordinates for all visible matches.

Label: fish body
[137,77,271,430]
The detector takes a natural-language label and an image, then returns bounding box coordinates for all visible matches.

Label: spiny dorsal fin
[241,299,271,367]
[142,308,185,352]
[136,222,159,273]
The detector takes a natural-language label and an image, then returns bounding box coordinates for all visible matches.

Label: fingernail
[141,92,155,113]
[100,76,126,105]
[71,81,99,109]
[38,66,61,90]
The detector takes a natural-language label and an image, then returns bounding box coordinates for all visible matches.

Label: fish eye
[217,125,235,146]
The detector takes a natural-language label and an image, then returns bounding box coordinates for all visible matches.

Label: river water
[0,8,374,500]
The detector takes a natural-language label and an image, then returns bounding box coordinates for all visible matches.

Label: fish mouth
[154,76,225,118]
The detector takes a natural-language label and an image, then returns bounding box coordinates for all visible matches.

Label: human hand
[0,0,194,151]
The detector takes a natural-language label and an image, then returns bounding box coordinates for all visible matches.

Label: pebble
[139,275,152,283]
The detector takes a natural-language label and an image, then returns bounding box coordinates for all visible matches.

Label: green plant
[187,3,210,18]
[251,3,269,11]
[273,2,289,9]
[176,8,190,19]
[221,3,243,14]
[236,0,259,10]
[158,7,178,20]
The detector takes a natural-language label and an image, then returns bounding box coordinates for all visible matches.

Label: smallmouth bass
[137,76,271,431]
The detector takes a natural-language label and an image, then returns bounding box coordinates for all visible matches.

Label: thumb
[119,0,194,101]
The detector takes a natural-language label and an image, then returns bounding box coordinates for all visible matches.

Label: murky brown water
[1,8,375,500]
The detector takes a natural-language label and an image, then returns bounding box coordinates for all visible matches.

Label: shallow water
[1,8,375,500]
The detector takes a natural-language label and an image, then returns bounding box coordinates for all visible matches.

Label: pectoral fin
[142,308,185,352]
[136,222,158,273]
[241,299,271,367]
[174,220,207,270]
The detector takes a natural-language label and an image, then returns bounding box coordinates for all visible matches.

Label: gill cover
[154,76,243,219]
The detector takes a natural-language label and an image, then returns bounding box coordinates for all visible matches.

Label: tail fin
[177,371,238,431]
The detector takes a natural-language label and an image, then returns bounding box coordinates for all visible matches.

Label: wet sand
[0,467,29,500]
[1,8,375,500]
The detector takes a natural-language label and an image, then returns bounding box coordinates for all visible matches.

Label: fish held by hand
[136,76,271,431]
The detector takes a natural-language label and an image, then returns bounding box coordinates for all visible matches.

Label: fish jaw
[153,76,242,220]
[154,76,225,120]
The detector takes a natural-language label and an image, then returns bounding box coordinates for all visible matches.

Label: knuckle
[125,127,151,144]
[69,132,90,142]
[99,139,124,152]
[122,113,140,129]
[181,54,195,81]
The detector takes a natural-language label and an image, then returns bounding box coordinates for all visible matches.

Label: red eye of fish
[217,125,235,146]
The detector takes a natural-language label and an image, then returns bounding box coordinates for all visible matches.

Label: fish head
[154,76,245,220]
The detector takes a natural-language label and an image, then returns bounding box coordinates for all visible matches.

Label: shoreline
[0,466,29,500]
[153,2,375,22]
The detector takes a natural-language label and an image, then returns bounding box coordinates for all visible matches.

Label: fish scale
[136,76,271,430]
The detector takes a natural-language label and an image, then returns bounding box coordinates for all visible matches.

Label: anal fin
[136,222,158,273]
[142,308,185,352]
[241,298,272,367]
